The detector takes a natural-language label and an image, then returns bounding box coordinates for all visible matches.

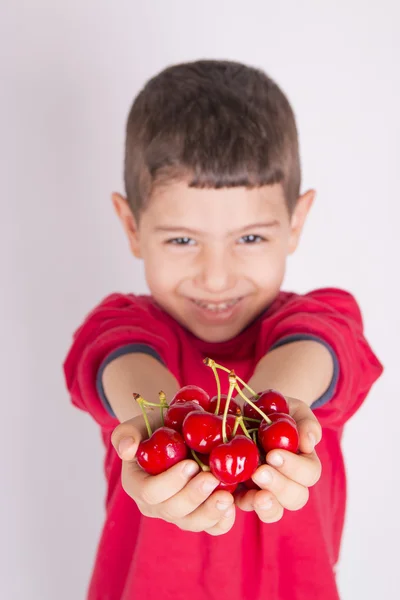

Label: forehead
[142,181,288,230]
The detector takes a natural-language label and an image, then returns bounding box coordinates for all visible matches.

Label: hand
[235,397,322,522]
[111,414,236,535]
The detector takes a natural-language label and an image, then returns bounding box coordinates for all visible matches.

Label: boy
[63,60,383,600]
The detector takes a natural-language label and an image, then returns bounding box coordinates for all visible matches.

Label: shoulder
[255,286,366,356]
[82,293,174,325]
[88,292,155,313]
[267,287,362,324]
[66,293,182,352]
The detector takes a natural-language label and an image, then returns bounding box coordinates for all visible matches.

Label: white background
[1,1,399,598]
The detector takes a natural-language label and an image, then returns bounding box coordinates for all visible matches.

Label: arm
[248,339,335,407]
[102,353,179,423]
[103,340,334,423]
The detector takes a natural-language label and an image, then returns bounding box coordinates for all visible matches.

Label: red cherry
[243,389,289,420]
[243,478,261,490]
[215,480,238,493]
[170,385,210,410]
[258,419,299,454]
[209,436,260,484]
[226,415,247,436]
[136,427,188,475]
[267,412,296,426]
[182,412,232,453]
[164,401,204,433]
[197,453,238,492]
[209,394,241,416]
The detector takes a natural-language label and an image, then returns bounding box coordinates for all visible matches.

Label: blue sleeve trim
[269,334,339,410]
[96,344,165,418]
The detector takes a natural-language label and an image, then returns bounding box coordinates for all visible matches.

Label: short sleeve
[256,288,383,429]
[63,294,180,429]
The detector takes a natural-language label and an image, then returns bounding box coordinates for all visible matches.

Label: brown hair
[124,60,301,218]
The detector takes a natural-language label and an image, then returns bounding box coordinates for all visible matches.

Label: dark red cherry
[266,412,296,426]
[209,394,241,416]
[170,385,210,410]
[243,389,289,420]
[136,427,188,475]
[164,401,204,433]
[226,415,247,436]
[243,478,261,490]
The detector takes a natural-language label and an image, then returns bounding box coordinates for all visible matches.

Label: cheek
[141,247,182,293]
[245,246,287,287]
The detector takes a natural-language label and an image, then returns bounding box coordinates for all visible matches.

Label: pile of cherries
[134,358,299,492]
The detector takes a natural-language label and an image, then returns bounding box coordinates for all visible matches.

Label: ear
[288,189,316,254]
[111,192,142,258]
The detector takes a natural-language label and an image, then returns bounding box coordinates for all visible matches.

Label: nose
[194,244,236,294]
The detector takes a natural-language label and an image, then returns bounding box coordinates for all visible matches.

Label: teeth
[193,299,239,312]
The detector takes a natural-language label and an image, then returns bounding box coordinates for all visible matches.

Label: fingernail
[254,468,272,485]
[216,500,232,511]
[257,498,273,510]
[183,462,199,477]
[202,478,218,493]
[308,432,316,451]
[267,453,283,467]
[118,437,136,459]
[223,506,235,518]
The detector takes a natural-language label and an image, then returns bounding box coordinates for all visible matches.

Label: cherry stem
[234,384,272,424]
[222,372,236,443]
[133,393,153,438]
[204,358,258,397]
[252,431,257,444]
[232,416,241,437]
[158,391,168,426]
[236,417,252,439]
[247,428,259,434]
[141,400,167,408]
[190,449,210,472]
[210,362,222,415]
[242,416,262,423]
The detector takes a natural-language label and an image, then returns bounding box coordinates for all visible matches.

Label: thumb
[111,414,148,461]
[287,397,322,454]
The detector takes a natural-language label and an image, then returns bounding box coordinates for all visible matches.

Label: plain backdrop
[1,1,399,598]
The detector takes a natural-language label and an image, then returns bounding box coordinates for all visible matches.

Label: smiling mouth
[190,298,242,313]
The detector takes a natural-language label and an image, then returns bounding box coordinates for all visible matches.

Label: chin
[190,324,244,344]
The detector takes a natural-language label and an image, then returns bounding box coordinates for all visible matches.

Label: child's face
[113,181,314,343]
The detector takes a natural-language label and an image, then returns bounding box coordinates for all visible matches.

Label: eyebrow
[154,221,280,236]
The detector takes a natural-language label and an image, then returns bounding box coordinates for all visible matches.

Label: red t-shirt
[63,288,383,600]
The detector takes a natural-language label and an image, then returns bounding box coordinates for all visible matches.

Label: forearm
[246,341,334,407]
[102,353,179,422]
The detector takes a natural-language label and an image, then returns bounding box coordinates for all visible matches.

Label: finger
[176,489,234,532]
[265,448,322,487]
[111,408,165,460]
[252,464,309,511]
[111,415,150,461]
[287,397,323,454]
[234,489,258,512]
[204,504,236,536]
[122,458,200,505]
[252,490,284,523]
[157,472,226,522]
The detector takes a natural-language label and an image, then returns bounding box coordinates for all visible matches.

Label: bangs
[143,102,286,193]
[125,60,300,215]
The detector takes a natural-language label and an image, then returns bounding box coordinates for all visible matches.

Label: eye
[166,237,197,246]
[237,234,266,244]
